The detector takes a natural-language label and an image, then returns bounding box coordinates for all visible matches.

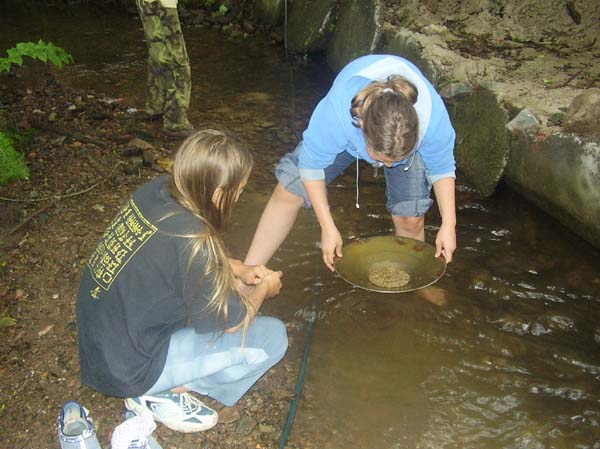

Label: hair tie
[382,87,394,94]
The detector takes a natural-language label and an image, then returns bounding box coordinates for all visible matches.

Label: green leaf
[0,316,17,328]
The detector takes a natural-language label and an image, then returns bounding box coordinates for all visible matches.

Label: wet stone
[506,108,541,135]
[440,82,473,100]
[242,19,255,33]
[119,146,143,157]
[142,149,160,166]
[35,212,49,225]
[593,326,600,344]
[562,88,600,136]
[546,315,575,332]
[258,423,276,433]
[530,321,552,336]
[219,406,241,424]
[123,157,144,175]
[236,414,257,436]
[127,137,154,151]
[546,107,564,126]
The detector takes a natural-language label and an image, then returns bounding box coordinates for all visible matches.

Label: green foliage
[0,40,73,73]
[0,132,29,185]
[0,40,65,184]
[218,3,228,15]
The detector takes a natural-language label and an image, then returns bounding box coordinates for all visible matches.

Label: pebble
[236,414,257,436]
[126,137,154,150]
[506,108,541,135]
[219,406,241,424]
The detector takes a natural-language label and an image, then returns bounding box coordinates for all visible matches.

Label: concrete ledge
[505,132,600,247]
[326,0,383,72]
[286,0,335,54]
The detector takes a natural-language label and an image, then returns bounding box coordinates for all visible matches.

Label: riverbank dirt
[380,0,600,129]
[0,78,303,449]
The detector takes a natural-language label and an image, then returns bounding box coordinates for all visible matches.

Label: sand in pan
[368,261,410,288]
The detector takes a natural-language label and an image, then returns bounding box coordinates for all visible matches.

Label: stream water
[3,9,599,449]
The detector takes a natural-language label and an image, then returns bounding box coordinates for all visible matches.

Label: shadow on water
[3,9,599,448]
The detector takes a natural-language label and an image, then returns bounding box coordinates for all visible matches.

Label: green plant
[0,132,29,185]
[0,40,73,73]
[218,3,228,15]
[0,40,71,185]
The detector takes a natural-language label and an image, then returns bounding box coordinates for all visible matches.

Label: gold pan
[334,235,446,293]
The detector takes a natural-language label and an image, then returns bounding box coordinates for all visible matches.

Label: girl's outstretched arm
[303,179,343,271]
[244,183,305,267]
[432,177,456,262]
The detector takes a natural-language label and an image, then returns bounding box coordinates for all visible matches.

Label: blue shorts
[275,142,433,217]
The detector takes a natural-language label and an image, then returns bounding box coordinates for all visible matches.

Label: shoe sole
[124,398,218,433]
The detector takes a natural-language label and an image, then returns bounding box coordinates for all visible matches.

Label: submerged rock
[446,88,511,197]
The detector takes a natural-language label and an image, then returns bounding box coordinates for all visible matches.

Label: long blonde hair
[350,75,419,160]
[170,129,254,331]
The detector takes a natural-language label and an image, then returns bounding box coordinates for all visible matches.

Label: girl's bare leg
[244,183,304,266]
[391,215,425,240]
[392,214,447,306]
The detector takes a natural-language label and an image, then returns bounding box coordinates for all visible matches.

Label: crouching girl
[76,129,287,433]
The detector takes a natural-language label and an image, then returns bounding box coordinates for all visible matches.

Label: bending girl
[245,54,457,271]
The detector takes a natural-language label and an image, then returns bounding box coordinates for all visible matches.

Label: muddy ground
[0,79,306,449]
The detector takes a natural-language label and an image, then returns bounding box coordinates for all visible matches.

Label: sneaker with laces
[124,392,218,433]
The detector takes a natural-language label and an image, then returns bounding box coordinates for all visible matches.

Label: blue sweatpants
[145,316,288,406]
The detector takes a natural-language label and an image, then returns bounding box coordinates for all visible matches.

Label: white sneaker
[125,392,218,433]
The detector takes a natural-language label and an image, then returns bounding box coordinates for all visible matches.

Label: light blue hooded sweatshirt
[298,54,456,185]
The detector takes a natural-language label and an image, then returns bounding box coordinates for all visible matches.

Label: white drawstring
[403,151,417,171]
[355,153,360,208]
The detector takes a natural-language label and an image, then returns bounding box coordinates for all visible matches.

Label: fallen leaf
[15,289,26,300]
[38,324,54,337]
[156,157,174,172]
[0,316,17,328]
[219,405,241,424]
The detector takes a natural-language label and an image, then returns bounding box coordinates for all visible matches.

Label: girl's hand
[237,263,271,286]
[435,222,456,263]
[261,270,283,299]
[321,225,343,272]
